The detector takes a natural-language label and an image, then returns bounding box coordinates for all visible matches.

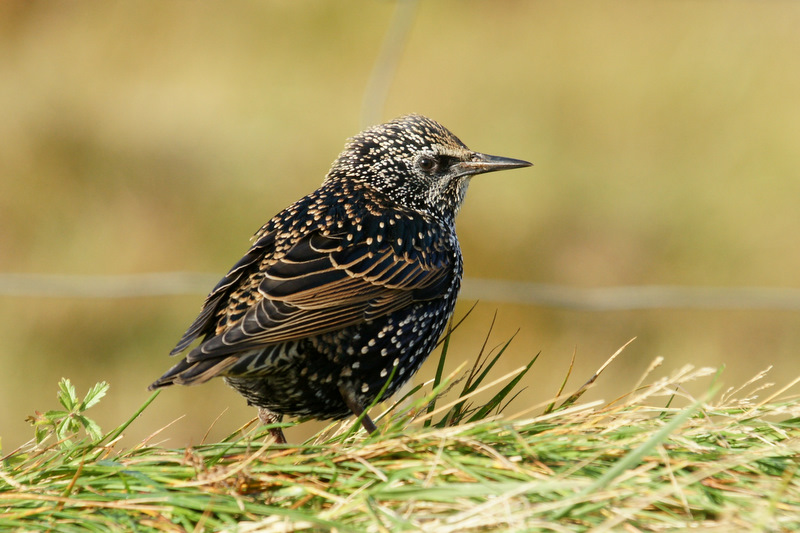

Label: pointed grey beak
[454,152,532,177]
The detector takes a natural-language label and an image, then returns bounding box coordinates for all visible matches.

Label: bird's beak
[454,152,532,177]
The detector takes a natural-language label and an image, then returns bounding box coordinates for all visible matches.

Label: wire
[2,272,800,311]
[360,0,419,128]
[462,278,800,311]
[0,272,219,299]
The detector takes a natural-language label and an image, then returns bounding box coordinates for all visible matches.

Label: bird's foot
[258,407,287,444]
[339,384,378,435]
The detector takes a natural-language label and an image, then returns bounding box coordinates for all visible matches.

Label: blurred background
[2,1,800,450]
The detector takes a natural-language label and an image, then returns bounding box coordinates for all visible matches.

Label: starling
[149,114,530,442]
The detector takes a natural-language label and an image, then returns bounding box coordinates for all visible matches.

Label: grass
[2,333,800,532]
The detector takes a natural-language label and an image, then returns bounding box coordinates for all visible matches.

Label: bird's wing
[169,231,277,355]
[179,228,454,363]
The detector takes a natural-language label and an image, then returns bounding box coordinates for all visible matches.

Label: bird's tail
[148,355,239,390]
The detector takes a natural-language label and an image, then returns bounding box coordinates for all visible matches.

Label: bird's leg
[339,384,378,435]
[257,407,287,444]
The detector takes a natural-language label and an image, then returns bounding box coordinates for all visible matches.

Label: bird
[149,114,531,443]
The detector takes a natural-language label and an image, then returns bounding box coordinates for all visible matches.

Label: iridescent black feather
[150,115,530,442]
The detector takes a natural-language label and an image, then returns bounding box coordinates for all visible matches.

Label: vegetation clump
[2,342,799,532]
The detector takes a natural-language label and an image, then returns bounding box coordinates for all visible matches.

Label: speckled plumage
[150,115,530,442]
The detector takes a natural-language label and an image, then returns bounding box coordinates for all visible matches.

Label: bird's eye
[417,156,438,172]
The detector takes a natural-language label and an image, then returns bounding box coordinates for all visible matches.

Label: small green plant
[26,378,109,446]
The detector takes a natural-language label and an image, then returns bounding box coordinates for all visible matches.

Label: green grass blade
[467,351,538,423]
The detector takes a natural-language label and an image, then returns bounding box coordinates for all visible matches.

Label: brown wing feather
[169,232,276,355]
[182,229,452,362]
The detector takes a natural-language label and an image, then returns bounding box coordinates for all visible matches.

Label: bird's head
[326,114,531,221]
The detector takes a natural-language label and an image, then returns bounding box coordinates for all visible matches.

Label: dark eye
[417,155,438,172]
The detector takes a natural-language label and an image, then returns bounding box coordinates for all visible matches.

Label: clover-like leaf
[78,415,104,442]
[57,379,78,411]
[81,381,109,411]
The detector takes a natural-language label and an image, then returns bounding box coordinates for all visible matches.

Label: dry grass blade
[556,337,635,411]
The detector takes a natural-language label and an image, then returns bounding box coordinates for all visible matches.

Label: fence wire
[2,272,799,312]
